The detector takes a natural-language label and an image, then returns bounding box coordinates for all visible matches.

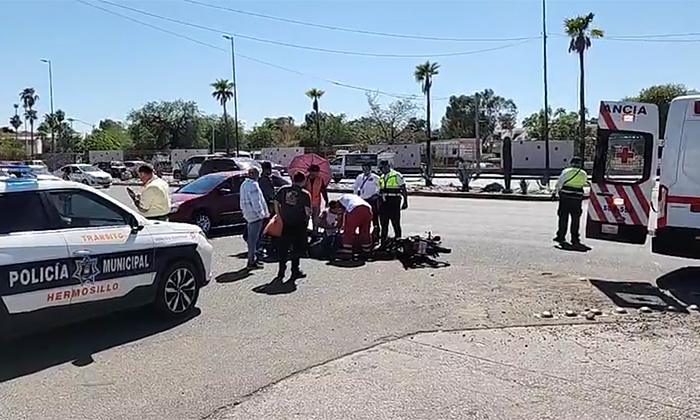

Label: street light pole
[41,59,55,168]
[223,34,240,157]
[542,0,551,184]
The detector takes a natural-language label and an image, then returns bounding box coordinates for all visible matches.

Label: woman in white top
[336,194,373,257]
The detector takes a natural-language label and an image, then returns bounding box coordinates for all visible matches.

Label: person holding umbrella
[304,164,329,234]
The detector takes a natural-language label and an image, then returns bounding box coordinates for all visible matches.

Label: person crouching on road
[274,171,311,283]
[354,162,382,240]
[336,194,373,258]
[554,156,589,248]
[378,160,408,243]
[304,164,329,235]
[128,164,170,221]
[241,167,270,270]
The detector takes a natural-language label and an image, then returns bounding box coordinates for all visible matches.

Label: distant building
[14,131,43,155]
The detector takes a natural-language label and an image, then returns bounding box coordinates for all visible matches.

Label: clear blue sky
[2,0,699,133]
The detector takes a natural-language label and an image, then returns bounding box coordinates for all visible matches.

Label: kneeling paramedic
[554,156,588,246]
[336,194,373,257]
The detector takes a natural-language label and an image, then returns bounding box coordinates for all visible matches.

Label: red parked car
[169,171,288,234]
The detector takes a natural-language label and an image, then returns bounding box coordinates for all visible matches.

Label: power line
[73,0,433,101]
[551,33,700,43]
[93,0,536,58]
[182,0,537,43]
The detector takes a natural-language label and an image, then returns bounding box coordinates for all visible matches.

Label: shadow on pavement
[252,278,297,295]
[657,267,700,307]
[327,259,366,268]
[0,308,201,383]
[554,242,592,253]
[216,268,253,283]
[589,279,687,312]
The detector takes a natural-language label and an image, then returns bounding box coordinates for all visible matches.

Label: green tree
[211,79,235,155]
[305,88,325,151]
[564,12,604,158]
[624,83,690,139]
[441,90,517,145]
[0,137,26,160]
[38,110,82,152]
[353,93,419,145]
[414,61,440,184]
[10,104,22,142]
[127,100,207,151]
[19,87,39,155]
[82,119,133,151]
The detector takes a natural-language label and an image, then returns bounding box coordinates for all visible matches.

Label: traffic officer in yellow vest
[554,156,589,246]
[378,160,408,243]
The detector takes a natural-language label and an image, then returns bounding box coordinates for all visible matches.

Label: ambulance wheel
[154,260,200,318]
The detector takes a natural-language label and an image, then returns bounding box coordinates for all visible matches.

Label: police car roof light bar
[0,164,39,183]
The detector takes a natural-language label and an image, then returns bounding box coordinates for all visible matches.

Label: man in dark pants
[258,161,276,258]
[273,171,311,283]
[554,156,589,247]
[378,160,408,243]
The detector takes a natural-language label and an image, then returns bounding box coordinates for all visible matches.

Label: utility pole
[475,94,481,169]
[223,35,240,157]
[41,59,55,167]
[542,0,551,184]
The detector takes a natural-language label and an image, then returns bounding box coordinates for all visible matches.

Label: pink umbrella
[288,153,331,185]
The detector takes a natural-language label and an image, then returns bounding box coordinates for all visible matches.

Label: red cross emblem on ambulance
[615,146,635,164]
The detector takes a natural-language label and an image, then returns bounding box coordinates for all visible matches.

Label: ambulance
[586,96,700,259]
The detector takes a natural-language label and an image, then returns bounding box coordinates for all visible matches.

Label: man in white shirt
[336,193,373,258]
[128,164,170,221]
[240,167,270,270]
[353,163,381,240]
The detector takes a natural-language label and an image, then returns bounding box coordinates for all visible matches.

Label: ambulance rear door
[586,101,659,245]
[653,96,700,259]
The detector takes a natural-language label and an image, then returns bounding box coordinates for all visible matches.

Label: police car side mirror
[129,215,144,234]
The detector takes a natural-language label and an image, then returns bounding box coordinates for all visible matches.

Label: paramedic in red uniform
[336,194,373,257]
[304,164,329,234]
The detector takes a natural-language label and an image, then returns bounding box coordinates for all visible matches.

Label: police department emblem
[73,256,100,285]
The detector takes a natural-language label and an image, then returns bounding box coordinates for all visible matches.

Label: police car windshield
[178,173,228,194]
[78,165,100,172]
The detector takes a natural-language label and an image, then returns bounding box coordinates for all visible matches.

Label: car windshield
[178,173,227,194]
[79,165,100,172]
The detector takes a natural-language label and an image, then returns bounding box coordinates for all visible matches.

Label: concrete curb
[111,181,587,202]
[326,187,584,202]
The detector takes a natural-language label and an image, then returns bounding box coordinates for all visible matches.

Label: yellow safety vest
[379,170,403,197]
[560,167,588,197]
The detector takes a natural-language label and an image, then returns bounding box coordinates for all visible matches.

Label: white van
[330,153,394,182]
[586,97,700,259]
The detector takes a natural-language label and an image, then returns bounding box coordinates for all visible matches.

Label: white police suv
[0,166,213,338]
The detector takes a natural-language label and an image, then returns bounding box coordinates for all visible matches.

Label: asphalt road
[2,186,699,420]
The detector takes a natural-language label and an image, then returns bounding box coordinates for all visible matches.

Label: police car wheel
[194,212,212,234]
[155,261,200,317]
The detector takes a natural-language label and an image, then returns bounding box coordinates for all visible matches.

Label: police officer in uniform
[378,160,408,243]
[554,156,589,246]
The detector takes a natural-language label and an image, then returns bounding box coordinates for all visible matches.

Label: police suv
[0,166,213,338]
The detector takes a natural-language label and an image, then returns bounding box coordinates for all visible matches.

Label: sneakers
[553,236,565,243]
[290,270,307,280]
[246,262,264,270]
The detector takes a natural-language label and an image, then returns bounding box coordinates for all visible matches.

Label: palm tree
[305,88,325,152]
[19,88,39,155]
[414,61,440,186]
[564,13,604,159]
[211,79,234,155]
[10,104,22,142]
